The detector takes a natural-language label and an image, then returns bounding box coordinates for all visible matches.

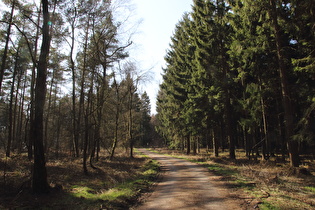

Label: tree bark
[269,0,299,167]
[28,3,42,161]
[186,135,191,155]
[32,0,51,193]
[0,0,15,92]
[259,80,269,161]
[212,128,219,157]
[6,45,20,157]
[110,78,120,160]
[69,9,79,157]
[129,86,134,158]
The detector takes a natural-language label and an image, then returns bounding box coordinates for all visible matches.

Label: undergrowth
[0,150,160,209]
[55,153,160,209]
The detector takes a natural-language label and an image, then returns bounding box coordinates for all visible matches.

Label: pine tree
[191,0,236,158]
[139,92,151,146]
[157,14,194,153]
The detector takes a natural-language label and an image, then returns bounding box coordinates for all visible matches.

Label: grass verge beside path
[67,151,160,209]
[148,148,315,209]
[0,150,160,210]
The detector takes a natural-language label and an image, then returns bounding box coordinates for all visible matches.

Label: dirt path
[135,148,241,210]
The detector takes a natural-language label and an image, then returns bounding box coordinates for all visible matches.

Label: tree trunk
[44,71,55,154]
[212,128,219,157]
[129,90,134,158]
[29,3,42,161]
[186,135,191,155]
[269,0,299,167]
[0,0,15,92]
[260,81,269,161]
[32,0,51,193]
[6,46,19,157]
[83,112,89,175]
[83,88,92,175]
[225,93,235,159]
[70,9,79,158]
[110,97,120,160]
[78,17,90,157]
[192,136,197,155]
[17,75,26,153]
[13,68,22,153]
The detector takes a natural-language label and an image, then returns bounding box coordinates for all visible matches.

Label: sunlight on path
[136,149,234,210]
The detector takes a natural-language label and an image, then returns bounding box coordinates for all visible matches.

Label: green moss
[98,188,134,201]
[64,157,160,209]
[259,202,280,210]
[70,186,97,200]
[304,186,315,193]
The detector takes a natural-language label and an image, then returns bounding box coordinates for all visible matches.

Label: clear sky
[128,0,193,114]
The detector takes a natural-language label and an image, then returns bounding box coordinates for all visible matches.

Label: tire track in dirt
[136,148,240,210]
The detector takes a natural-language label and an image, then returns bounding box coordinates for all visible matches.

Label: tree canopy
[156,0,315,166]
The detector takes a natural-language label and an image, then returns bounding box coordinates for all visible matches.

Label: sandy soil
[135,148,242,210]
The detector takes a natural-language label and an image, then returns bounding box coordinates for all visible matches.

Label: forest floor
[0,149,160,209]
[1,148,315,209]
[147,148,315,209]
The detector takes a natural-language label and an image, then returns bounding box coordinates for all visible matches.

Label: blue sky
[129,0,193,114]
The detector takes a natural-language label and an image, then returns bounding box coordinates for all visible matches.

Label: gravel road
[135,148,240,210]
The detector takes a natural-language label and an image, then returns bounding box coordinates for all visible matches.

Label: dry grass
[2,147,314,209]
[153,148,315,209]
[0,149,158,209]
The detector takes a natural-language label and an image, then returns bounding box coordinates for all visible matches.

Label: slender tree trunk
[55,103,62,158]
[225,99,235,159]
[78,18,90,156]
[17,75,25,153]
[29,3,42,161]
[212,128,219,157]
[13,69,22,153]
[83,88,92,175]
[83,112,89,175]
[259,80,269,160]
[70,11,79,157]
[110,87,120,160]
[32,0,51,193]
[44,71,55,154]
[269,0,299,167]
[6,48,19,157]
[192,136,197,155]
[261,99,268,160]
[244,128,250,158]
[129,88,134,158]
[80,19,91,173]
[0,0,15,92]
[186,135,191,155]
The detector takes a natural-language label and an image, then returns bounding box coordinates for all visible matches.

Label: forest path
[135,148,241,210]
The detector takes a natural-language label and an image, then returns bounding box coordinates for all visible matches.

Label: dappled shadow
[0,151,149,209]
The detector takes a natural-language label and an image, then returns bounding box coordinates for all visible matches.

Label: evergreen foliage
[156,0,314,165]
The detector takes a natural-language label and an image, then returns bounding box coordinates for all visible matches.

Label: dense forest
[156,0,314,167]
[0,0,153,193]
